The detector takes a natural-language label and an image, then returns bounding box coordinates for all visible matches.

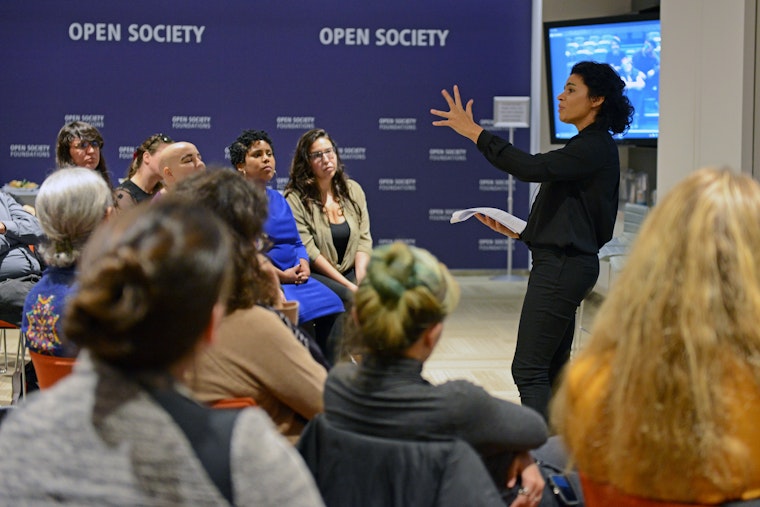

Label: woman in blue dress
[230,129,344,362]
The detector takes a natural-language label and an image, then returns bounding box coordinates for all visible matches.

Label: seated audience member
[284,128,372,306]
[55,121,113,189]
[114,133,174,211]
[552,167,760,505]
[0,199,324,506]
[323,242,548,505]
[230,129,344,361]
[22,168,112,357]
[158,141,206,192]
[175,170,327,443]
[0,189,44,325]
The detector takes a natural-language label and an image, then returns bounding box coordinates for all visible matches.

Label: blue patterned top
[22,265,79,357]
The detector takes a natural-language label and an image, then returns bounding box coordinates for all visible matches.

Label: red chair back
[28,351,75,389]
[0,320,18,329]
[209,397,257,409]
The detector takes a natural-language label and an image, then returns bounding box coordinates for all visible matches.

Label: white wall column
[658,0,757,197]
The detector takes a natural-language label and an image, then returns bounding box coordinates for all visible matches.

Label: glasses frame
[307,147,336,162]
[73,140,102,150]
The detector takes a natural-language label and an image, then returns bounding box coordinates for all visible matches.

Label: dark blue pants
[512,246,599,421]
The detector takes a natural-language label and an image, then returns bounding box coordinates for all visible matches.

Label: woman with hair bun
[432,61,634,420]
[324,242,548,506]
[22,167,113,357]
[0,199,324,506]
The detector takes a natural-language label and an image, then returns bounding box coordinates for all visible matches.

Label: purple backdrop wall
[0,0,533,269]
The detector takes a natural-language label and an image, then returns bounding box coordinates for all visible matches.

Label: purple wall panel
[0,0,533,269]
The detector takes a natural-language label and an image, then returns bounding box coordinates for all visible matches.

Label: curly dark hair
[283,128,361,217]
[229,129,274,169]
[171,167,279,312]
[571,61,634,135]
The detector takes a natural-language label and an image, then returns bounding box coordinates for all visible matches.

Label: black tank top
[330,221,350,265]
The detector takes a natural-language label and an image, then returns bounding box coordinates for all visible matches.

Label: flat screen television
[544,12,661,146]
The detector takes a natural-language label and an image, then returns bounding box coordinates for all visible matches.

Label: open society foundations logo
[9,144,51,158]
[64,114,105,128]
[339,147,366,160]
[479,179,510,191]
[172,115,211,129]
[429,148,466,161]
[379,178,416,191]
[378,118,416,131]
[378,238,417,246]
[479,238,510,251]
[277,117,316,130]
[428,208,460,222]
[119,146,137,160]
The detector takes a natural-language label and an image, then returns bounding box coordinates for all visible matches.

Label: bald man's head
[160,142,206,189]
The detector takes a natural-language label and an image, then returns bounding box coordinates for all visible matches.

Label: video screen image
[545,15,661,144]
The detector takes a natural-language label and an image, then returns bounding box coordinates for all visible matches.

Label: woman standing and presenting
[284,128,372,307]
[431,61,633,420]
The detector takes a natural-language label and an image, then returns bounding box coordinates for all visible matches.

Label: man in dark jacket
[0,190,44,325]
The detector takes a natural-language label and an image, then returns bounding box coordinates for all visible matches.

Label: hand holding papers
[450,207,526,238]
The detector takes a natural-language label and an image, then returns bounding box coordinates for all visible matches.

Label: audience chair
[12,325,27,403]
[28,350,75,389]
[209,397,257,409]
[296,413,504,507]
[0,319,16,374]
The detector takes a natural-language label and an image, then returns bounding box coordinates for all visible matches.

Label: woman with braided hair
[113,133,174,211]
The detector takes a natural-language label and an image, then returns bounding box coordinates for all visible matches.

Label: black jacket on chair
[296,413,504,507]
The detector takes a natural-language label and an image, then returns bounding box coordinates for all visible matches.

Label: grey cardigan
[0,352,324,506]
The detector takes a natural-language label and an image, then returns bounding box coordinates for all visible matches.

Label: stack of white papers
[449,207,527,235]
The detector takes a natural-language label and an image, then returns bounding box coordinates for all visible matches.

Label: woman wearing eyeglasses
[55,121,113,189]
[284,129,372,310]
[113,133,174,212]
